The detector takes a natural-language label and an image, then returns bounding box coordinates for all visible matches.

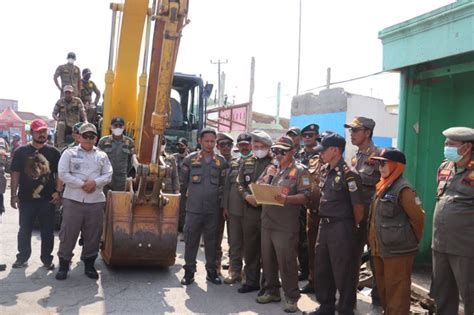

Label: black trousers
[17,200,55,264]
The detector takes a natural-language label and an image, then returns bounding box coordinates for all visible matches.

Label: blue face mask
[240,151,253,159]
[444,146,462,163]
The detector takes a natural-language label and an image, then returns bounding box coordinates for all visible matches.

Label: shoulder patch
[348,180,358,192]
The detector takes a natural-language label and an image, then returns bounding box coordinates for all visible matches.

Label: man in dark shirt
[10,119,61,269]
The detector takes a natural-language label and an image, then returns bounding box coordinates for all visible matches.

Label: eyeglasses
[271,148,288,156]
[349,128,365,134]
[302,133,316,138]
[81,133,96,140]
[218,142,233,148]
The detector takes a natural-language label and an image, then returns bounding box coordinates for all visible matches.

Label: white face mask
[67,58,75,64]
[112,128,124,136]
[254,149,269,159]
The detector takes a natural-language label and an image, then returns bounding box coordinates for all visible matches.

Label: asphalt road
[0,192,373,315]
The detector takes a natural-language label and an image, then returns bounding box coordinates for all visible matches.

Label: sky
[0,0,454,119]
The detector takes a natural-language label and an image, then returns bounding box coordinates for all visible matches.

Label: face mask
[254,149,268,159]
[67,58,75,64]
[444,146,463,163]
[240,151,253,159]
[112,128,124,136]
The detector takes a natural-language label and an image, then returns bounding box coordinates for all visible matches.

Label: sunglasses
[81,133,96,140]
[271,148,288,156]
[218,142,233,148]
[302,133,316,138]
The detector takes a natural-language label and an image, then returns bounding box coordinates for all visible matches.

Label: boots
[180,270,195,285]
[55,258,70,280]
[84,255,99,279]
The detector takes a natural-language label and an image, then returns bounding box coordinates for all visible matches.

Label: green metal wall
[399,53,474,263]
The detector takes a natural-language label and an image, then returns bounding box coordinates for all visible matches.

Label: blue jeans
[17,200,55,264]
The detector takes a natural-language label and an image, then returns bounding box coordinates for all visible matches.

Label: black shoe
[238,284,260,293]
[43,262,55,270]
[12,259,27,268]
[302,309,335,315]
[84,255,99,279]
[222,263,229,270]
[180,270,195,285]
[206,271,222,285]
[299,283,315,294]
[298,271,308,281]
[55,258,70,280]
[78,238,84,246]
[0,264,6,271]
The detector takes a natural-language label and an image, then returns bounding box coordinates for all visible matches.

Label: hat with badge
[79,123,97,135]
[73,122,84,133]
[286,126,301,137]
[217,132,234,143]
[110,116,125,126]
[272,136,294,151]
[442,127,474,142]
[63,85,74,93]
[301,123,319,135]
[82,68,92,75]
[315,133,346,152]
[344,116,376,130]
[177,137,188,146]
[371,147,406,165]
[237,132,252,144]
[251,130,273,147]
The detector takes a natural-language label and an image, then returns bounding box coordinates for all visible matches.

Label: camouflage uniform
[80,79,101,123]
[52,97,86,149]
[54,64,81,97]
[97,135,135,191]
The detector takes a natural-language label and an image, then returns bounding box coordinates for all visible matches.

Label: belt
[319,217,353,224]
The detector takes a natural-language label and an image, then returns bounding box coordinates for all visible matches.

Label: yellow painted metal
[102,0,148,138]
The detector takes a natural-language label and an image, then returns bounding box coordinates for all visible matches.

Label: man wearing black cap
[173,137,190,233]
[222,132,252,284]
[97,117,135,192]
[256,136,311,313]
[306,133,364,315]
[80,68,101,124]
[432,127,474,315]
[236,130,274,294]
[54,52,81,97]
[286,127,302,154]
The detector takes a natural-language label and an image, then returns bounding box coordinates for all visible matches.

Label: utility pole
[296,0,302,95]
[276,82,281,126]
[247,56,255,131]
[326,67,331,89]
[210,59,228,107]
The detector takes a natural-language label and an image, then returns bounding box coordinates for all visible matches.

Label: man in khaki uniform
[432,127,474,315]
[173,137,189,233]
[222,132,252,284]
[160,138,179,194]
[54,52,81,97]
[80,68,101,124]
[52,85,87,149]
[256,136,311,313]
[236,130,273,294]
[344,116,382,309]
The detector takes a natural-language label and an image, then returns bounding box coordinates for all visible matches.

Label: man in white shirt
[55,123,112,281]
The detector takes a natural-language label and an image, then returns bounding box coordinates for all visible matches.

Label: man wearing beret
[97,117,135,192]
[431,127,474,315]
[236,130,274,293]
[256,136,311,313]
[344,116,382,309]
[223,132,252,284]
[306,133,364,315]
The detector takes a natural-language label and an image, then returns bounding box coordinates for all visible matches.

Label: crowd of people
[0,58,472,315]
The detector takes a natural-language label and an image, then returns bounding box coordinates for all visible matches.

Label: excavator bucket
[101,180,180,266]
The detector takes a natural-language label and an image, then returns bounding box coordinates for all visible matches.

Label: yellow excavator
[100,0,210,266]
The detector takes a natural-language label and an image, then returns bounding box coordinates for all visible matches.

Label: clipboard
[249,183,284,207]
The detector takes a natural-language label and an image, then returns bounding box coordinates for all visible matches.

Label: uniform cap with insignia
[286,126,301,137]
[251,130,273,147]
[82,68,91,75]
[217,132,234,143]
[237,132,252,144]
[177,137,188,146]
[370,147,406,165]
[79,123,97,135]
[73,122,84,133]
[315,133,346,152]
[442,127,474,142]
[344,116,376,130]
[301,123,320,135]
[67,52,76,60]
[63,85,74,93]
[110,116,125,126]
[272,136,294,150]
